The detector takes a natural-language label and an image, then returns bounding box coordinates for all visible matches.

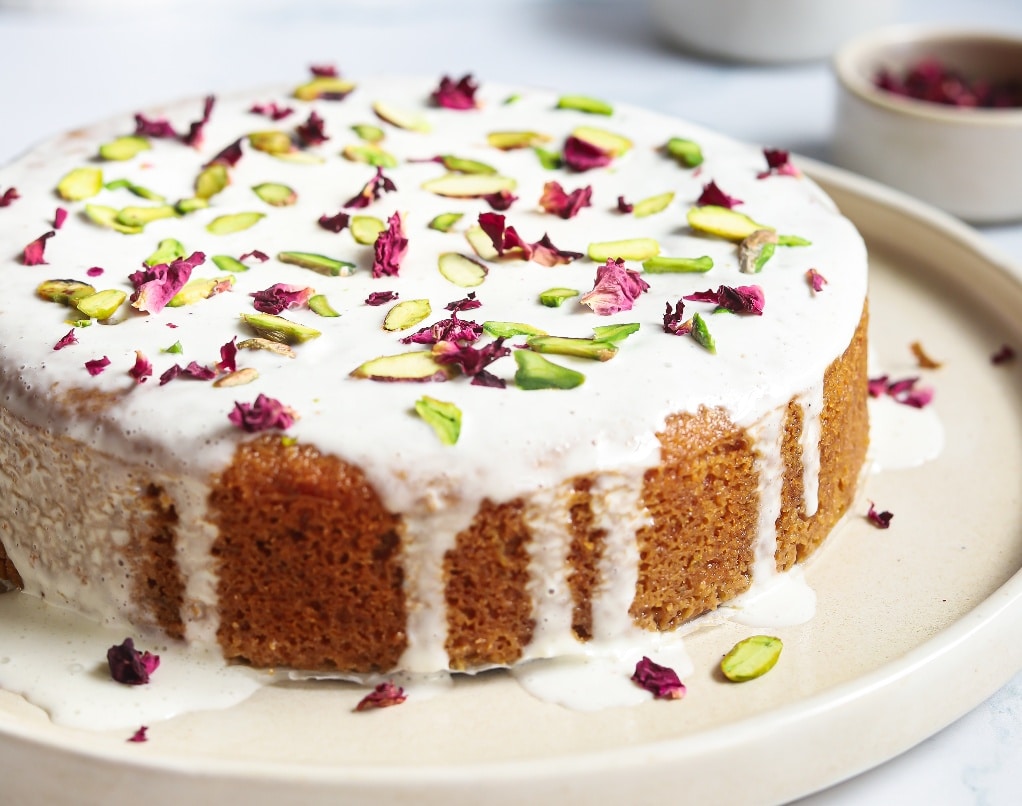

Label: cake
[0,72,868,676]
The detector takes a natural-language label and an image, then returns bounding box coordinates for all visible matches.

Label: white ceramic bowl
[833,26,1022,224]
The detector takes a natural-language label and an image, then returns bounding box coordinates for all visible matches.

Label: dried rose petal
[318,211,350,233]
[529,233,583,267]
[206,138,244,168]
[22,230,55,266]
[53,207,68,230]
[631,656,686,700]
[183,95,215,148]
[53,329,77,351]
[483,189,518,211]
[296,110,329,146]
[343,166,397,209]
[868,375,934,408]
[136,96,214,147]
[478,212,530,258]
[433,337,510,380]
[86,267,105,277]
[366,290,398,306]
[663,301,691,336]
[372,212,408,278]
[128,350,153,383]
[85,356,110,376]
[127,726,149,743]
[251,283,315,315]
[806,268,827,293]
[992,344,1016,365]
[0,187,20,207]
[579,258,650,316]
[134,113,177,140]
[696,180,742,208]
[867,501,894,529]
[432,74,479,110]
[107,638,160,686]
[563,135,612,172]
[249,101,294,121]
[539,181,592,219]
[354,681,407,712]
[401,313,483,345]
[310,63,338,77]
[445,292,481,312]
[875,58,1022,108]
[684,284,764,315]
[757,148,800,179]
[129,251,206,314]
[616,195,634,214]
[867,375,888,398]
[159,361,217,385]
[228,393,296,433]
[238,250,269,263]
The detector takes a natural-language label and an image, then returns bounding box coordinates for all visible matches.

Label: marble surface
[0,0,1020,802]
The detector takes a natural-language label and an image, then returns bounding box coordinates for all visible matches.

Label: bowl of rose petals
[832,26,1022,223]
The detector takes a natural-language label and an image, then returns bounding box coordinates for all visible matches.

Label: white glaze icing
[799,380,825,517]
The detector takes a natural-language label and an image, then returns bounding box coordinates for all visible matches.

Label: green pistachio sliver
[429,212,463,233]
[162,340,183,354]
[105,178,165,202]
[633,192,675,219]
[687,205,773,243]
[383,299,431,332]
[665,137,704,167]
[212,255,249,273]
[213,367,260,388]
[421,173,517,198]
[503,93,522,105]
[75,289,127,320]
[514,350,585,390]
[293,75,357,101]
[207,212,265,235]
[271,151,325,165]
[116,204,179,227]
[237,337,296,358]
[587,238,660,262]
[720,635,783,682]
[36,279,96,305]
[145,238,187,267]
[487,131,551,150]
[65,317,92,328]
[414,396,462,445]
[309,294,340,318]
[738,230,779,274]
[556,95,613,115]
[241,312,321,344]
[195,164,230,200]
[483,321,547,338]
[175,197,209,214]
[465,225,499,261]
[277,251,355,277]
[539,287,580,308]
[642,255,714,274]
[248,131,293,155]
[253,182,297,207]
[691,312,716,353]
[84,204,143,234]
[341,143,398,168]
[57,167,103,201]
[373,100,431,133]
[167,275,235,307]
[350,216,386,245]
[526,336,617,362]
[438,155,497,175]
[98,135,151,161]
[533,147,563,170]
[592,323,640,344]
[352,123,385,143]
[351,351,453,382]
[437,252,487,288]
[778,234,812,247]
[572,126,632,157]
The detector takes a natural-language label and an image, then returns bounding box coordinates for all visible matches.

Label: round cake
[0,71,868,675]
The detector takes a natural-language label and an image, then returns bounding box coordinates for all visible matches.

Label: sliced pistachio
[309,294,340,318]
[642,255,714,274]
[36,279,96,305]
[556,95,613,116]
[145,238,187,267]
[438,155,496,175]
[175,197,209,214]
[213,367,259,388]
[414,396,462,445]
[342,143,399,168]
[241,312,321,344]
[212,254,249,273]
[195,164,230,200]
[248,131,293,155]
[373,100,431,133]
[633,192,675,218]
[483,321,547,338]
[592,323,641,343]
[350,351,454,382]
[277,251,355,277]
[437,252,487,288]
[84,204,143,234]
[167,275,235,307]
[778,234,812,247]
[271,151,325,165]
[687,205,773,243]
[720,635,783,682]
[293,75,356,101]
[206,212,265,235]
[538,287,580,307]
[587,238,660,262]
[253,182,297,207]
[514,350,585,390]
[503,93,521,105]
[526,335,617,362]
[105,178,165,202]
[429,212,463,233]
[75,289,127,320]
[465,225,499,261]
[162,341,184,354]
[56,167,103,201]
[383,299,431,331]
[691,312,716,353]
[738,230,779,274]
[533,147,563,170]
[98,135,151,161]
[65,317,92,328]
[116,205,179,227]
[352,123,385,143]
[237,337,296,358]
[350,215,386,245]
[486,131,551,150]
[572,126,632,157]
[421,173,517,198]
[665,137,704,167]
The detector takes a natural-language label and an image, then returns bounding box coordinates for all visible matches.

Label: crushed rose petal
[696,180,743,208]
[107,638,160,686]
[354,681,407,712]
[684,284,764,315]
[529,233,583,267]
[365,290,398,306]
[432,74,479,110]
[343,166,397,209]
[616,195,634,213]
[631,656,686,700]
[0,187,20,207]
[129,251,206,314]
[539,181,593,219]
[206,138,244,168]
[563,135,612,172]
[136,95,214,147]
[868,375,934,408]
[875,58,1022,108]
[318,211,350,233]
[483,189,518,211]
[663,301,691,335]
[54,207,68,230]
[183,95,215,148]
[128,350,153,383]
[580,258,650,316]
[238,250,269,263]
[992,344,1017,365]
[310,64,338,77]
[757,148,800,179]
[127,726,149,743]
[372,212,408,278]
[218,337,238,373]
[433,337,510,384]
[53,329,77,351]
[296,110,329,146]
[228,393,296,433]
[85,356,110,376]
[251,283,315,315]
[867,501,894,529]
[249,101,294,121]
[22,230,56,266]
[806,268,827,293]
[401,313,483,345]
[159,361,217,386]
[477,213,580,265]
[86,266,105,277]
[445,292,481,312]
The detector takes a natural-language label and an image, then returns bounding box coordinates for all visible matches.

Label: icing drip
[747,407,787,588]
[798,381,825,518]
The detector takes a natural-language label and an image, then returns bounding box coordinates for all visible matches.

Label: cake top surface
[0,72,867,512]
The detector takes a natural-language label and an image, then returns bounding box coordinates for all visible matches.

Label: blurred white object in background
[649,0,899,63]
